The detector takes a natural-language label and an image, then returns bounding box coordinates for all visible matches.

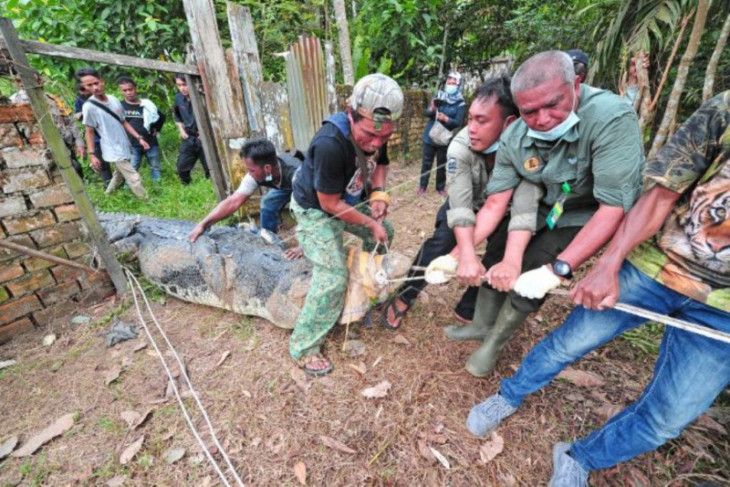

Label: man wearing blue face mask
[189,138,304,259]
[381,76,518,330]
[449,50,644,377]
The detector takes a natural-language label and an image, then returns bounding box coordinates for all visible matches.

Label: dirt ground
[0,163,728,487]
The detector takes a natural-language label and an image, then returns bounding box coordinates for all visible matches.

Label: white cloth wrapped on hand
[425,254,458,284]
[513,265,561,299]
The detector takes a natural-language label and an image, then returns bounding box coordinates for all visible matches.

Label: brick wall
[0,102,114,344]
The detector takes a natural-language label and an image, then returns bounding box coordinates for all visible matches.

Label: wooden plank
[185,73,227,201]
[261,81,294,152]
[0,36,198,75]
[227,3,265,137]
[0,18,127,296]
[324,41,338,115]
[182,0,247,139]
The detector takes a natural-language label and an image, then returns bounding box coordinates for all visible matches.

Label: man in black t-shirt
[173,74,210,184]
[117,76,166,183]
[289,73,404,377]
[189,137,304,259]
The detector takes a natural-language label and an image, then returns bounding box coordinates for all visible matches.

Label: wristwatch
[551,259,573,279]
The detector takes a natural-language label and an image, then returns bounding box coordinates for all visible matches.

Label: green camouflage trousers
[289,198,394,359]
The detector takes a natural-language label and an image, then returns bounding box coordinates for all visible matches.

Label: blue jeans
[259,188,292,233]
[131,145,161,182]
[499,261,730,471]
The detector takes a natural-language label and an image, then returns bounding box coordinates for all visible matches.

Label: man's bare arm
[572,186,682,309]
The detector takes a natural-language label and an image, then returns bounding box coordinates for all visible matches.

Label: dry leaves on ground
[12,413,74,457]
[215,351,231,368]
[418,440,437,465]
[479,432,505,464]
[0,436,18,460]
[347,362,367,375]
[119,435,145,465]
[392,334,410,346]
[163,447,185,464]
[429,446,450,469]
[105,365,123,386]
[319,435,356,454]
[557,367,606,387]
[293,461,307,485]
[361,380,391,399]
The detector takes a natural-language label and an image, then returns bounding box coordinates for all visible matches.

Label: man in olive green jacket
[451,50,644,377]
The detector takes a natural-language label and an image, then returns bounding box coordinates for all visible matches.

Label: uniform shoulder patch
[447,157,458,174]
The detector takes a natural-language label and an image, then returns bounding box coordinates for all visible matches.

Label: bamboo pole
[702,12,730,102]
[0,17,127,296]
[0,240,97,274]
[648,0,710,160]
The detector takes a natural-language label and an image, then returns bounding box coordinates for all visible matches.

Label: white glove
[425,254,458,284]
[513,265,561,299]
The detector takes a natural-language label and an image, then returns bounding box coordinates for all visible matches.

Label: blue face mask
[444,85,458,95]
[481,140,500,154]
[526,89,580,142]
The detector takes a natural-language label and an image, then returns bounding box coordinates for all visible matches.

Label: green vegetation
[17,453,50,486]
[3,1,728,155]
[621,322,663,355]
[83,124,218,222]
[96,417,124,433]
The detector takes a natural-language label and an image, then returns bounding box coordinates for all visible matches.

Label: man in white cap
[289,73,404,376]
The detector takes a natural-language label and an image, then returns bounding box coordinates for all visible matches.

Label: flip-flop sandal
[297,354,333,377]
[380,298,408,331]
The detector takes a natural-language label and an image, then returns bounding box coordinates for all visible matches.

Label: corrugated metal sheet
[286,36,331,152]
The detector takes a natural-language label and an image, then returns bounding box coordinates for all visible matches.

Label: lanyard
[546,182,571,230]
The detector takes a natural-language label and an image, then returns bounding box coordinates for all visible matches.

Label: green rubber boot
[465,297,530,377]
[444,287,507,341]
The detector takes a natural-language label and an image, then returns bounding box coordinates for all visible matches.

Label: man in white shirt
[77,67,148,199]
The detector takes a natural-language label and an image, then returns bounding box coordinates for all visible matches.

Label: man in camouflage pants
[290,74,403,376]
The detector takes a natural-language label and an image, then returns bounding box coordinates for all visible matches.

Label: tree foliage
[3,0,728,136]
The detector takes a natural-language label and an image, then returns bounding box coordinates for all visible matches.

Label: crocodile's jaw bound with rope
[100,213,410,329]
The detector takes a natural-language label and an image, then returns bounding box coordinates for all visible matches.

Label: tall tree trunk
[648,0,709,160]
[636,50,653,135]
[703,12,730,101]
[438,22,449,81]
[333,0,355,85]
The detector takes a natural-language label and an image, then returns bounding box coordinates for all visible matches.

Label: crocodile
[99,213,409,329]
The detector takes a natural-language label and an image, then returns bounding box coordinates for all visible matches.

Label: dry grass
[0,163,728,486]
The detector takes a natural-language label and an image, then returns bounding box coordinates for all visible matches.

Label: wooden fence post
[227,3,265,138]
[183,0,249,193]
[0,17,127,296]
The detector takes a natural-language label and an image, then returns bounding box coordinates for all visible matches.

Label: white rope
[549,288,730,345]
[125,270,245,487]
[276,158,452,248]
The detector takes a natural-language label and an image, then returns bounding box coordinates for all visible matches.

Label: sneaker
[466,393,517,437]
[548,442,589,487]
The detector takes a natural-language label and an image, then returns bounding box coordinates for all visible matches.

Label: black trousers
[419,142,448,191]
[397,201,479,319]
[460,218,582,314]
[177,136,210,184]
[94,144,112,187]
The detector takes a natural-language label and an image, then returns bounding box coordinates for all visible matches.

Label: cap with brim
[349,73,404,122]
[566,49,589,67]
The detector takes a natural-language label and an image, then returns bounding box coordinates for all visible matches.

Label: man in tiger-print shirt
[465,91,730,486]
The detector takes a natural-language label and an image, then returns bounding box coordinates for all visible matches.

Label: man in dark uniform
[173,74,210,184]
